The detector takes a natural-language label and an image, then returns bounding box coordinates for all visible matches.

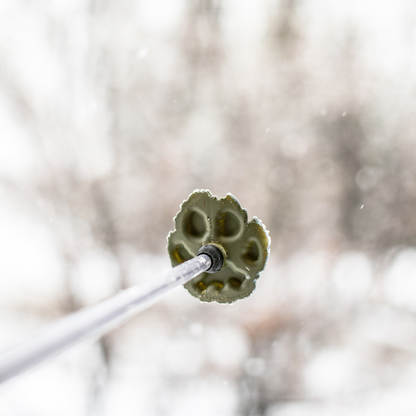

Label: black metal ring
[197,244,224,273]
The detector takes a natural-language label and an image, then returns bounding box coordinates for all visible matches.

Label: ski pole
[0,245,223,384]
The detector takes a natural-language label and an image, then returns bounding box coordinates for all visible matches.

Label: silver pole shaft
[0,254,211,384]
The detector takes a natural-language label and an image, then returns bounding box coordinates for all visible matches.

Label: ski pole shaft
[0,253,212,384]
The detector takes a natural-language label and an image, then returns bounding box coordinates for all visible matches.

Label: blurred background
[1,0,416,415]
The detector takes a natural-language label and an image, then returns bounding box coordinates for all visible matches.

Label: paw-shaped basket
[167,190,271,304]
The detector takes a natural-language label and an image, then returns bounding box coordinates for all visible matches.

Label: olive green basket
[167,190,270,304]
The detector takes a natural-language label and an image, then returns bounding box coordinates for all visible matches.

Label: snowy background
[1,0,416,415]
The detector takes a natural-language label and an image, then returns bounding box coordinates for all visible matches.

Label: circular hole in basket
[172,244,192,264]
[242,240,261,265]
[183,210,207,238]
[228,277,242,289]
[217,211,241,238]
[195,281,207,293]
